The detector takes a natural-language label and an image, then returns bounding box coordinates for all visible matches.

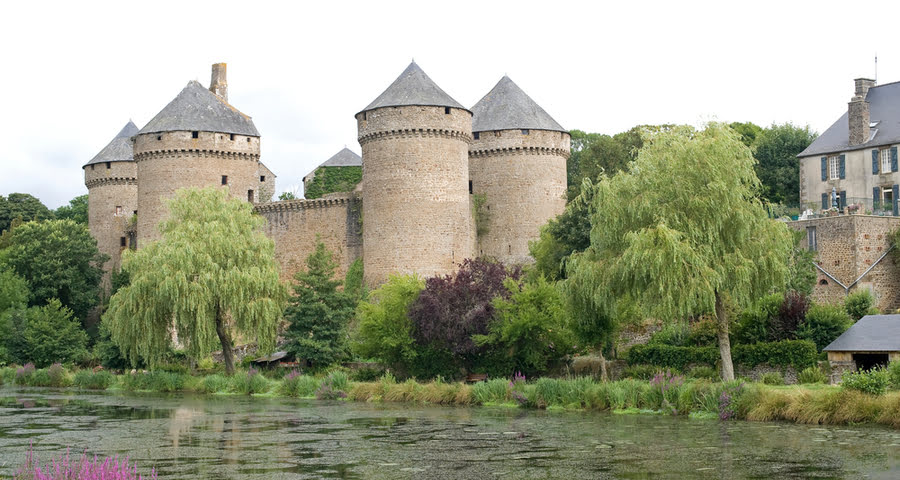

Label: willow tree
[104,187,287,375]
[568,124,793,380]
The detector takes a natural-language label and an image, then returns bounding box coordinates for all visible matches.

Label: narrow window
[508,245,512,254]
[221,175,228,185]
[882,148,892,173]
[219,135,223,140]
[260,175,266,182]
[90,164,95,170]
[133,210,137,215]
[807,226,817,251]
[829,155,839,180]
[247,138,251,143]
[157,135,162,141]
[473,132,480,140]
[106,162,111,169]
[468,180,473,194]
[521,129,529,135]
[230,134,235,141]
[248,190,254,202]
[115,206,123,216]
[192,131,199,139]
[444,107,451,114]
[494,130,501,137]
[362,112,367,121]
[120,237,127,247]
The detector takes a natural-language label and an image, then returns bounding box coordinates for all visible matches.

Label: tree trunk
[215,306,235,376]
[715,292,735,381]
[597,349,609,382]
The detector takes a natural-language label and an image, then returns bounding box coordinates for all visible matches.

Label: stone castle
[84,62,570,286]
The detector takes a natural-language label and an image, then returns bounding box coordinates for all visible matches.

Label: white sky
[2,0,899,208]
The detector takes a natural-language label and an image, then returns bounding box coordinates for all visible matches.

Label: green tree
[752,123,817,206]
[799,304,852,351]
[104,187,287,375]
[529,178,599,280]
[54,194,89,225]
[0,264,28,313]
[21,299,89,367]
[352,274,423,370]
[278,191,297,201]
[0,193,54,233]
[284,241,355,368]
[568,124,793,380]
[728,121,763,148]
[0,219,106,321]
[787,230,816,296]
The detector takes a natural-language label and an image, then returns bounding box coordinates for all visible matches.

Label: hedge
[626,340,817,371]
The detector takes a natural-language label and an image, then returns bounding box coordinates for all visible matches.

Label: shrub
[73,370,114,390]
[799,304,852,351]
[232,368,270,395]
[198,374,230,394]
[687,318,718,347]
[627,340,817,371]
[324,370,349,392]
[315,373,348,400]
[687,366,718,381]
[18,300,90,367]
[888,361,900,389]
[844,289,878,322]
[349,366,384,382]
[15,362,35,384]
[773,291,809,341]
[47,363,68,387]
[798,366,827,384]
[842,368,890,395]
[0,366,15,385]
[623,364,660,380]
[280,370,320,397]
[734,293,782,344]
[760,372,785,385]
[648,323,691,347]
[351,274,424,372]
[28,368,52,387]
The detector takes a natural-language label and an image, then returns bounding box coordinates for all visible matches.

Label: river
[1,387,899,479]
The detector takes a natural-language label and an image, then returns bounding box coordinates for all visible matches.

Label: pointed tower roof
[84,120,139,167]
[471,76,565,133]
[320,147,362,168]
[139,80,259,136]
[360,61,466,114]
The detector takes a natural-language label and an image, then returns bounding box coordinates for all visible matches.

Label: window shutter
[873,149,880,174]
[839,190,847,209]
[822,192,828,210]
[894,185,899,216]
[892,147,898,172]
[821,157,827,181]
[839,154,846,179]
[874,186,881,210]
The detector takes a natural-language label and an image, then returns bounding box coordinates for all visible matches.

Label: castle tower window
[221,175,228,185]
[90,165,95,170]
[362,112,367,121]
[494,131,501,137]
[260,175,266,182]
[248,190,254,202]
[106,162,111,169]
[120,237,127,247]
[445,107,451,114]
[133,210,137,215]
[192,131,199,139]
[115,206,123,216]
[473,132,480,140]
[468,180,473,194]
[521,129,529,135]
[230,134,235,141]
[247,138,251,143]
[157,135,162,141]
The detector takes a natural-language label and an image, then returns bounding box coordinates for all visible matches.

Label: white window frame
[881,149,891,174]
[829,155,840,180]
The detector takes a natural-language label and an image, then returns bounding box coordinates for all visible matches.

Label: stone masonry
[84,160,137,283]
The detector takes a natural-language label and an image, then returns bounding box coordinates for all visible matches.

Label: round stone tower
[357,61,474,286]
[134,64,261,244]
[469,76,570,264]
[83,120,139,285]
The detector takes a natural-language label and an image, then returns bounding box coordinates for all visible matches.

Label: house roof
[139,80,259,136]
[360,61,466,114]
[83,120,139,167]
[302,148,361,181]
[823,314,900,352]
[800,80,900,157]
[471,76,566,133]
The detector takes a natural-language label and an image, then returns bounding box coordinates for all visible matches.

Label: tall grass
[72,370,114,390]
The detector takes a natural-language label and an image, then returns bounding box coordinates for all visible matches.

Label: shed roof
[302,148,361,182]
[84,120,139,167]
[360,61,466,114]
[139,80,259,136]
[800,80,900,157]
[471,76,566,133]
[823,314,900,352]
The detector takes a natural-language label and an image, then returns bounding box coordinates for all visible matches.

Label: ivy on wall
[472,193,490,237]
[305,166,362,199]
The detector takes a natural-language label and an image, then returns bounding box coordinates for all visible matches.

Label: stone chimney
[210,63,228,102]
[848,78,874,146]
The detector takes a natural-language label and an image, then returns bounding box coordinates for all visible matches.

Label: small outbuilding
[823,315,900,378]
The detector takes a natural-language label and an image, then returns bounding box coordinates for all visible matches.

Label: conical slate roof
[320,147,362,168]
[84,120,139,167]
[471,76,565,133]
[360,61,466,114]
[139,80,259,136]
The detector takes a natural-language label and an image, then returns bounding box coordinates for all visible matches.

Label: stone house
[301,148,362,198]
[824,314,900,378]
[798,78,900,214]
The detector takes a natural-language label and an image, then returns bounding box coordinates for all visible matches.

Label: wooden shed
[823,315,900,372]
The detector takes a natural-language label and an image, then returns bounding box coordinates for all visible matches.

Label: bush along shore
[3,363,900,429]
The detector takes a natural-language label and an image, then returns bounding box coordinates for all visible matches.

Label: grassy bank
[2,365,899,428]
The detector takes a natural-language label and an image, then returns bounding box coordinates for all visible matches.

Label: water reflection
[1,387,899,479]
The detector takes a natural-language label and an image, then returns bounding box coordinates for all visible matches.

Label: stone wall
[257,162,276,203]
[255,194,362,283]
[84,160,137,288]
[134,130,260,244]
[357,105,474,286]
[788,215,900,312]
[469,129,569,264]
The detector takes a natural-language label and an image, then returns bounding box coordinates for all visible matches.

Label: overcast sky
[2,0,899,208]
